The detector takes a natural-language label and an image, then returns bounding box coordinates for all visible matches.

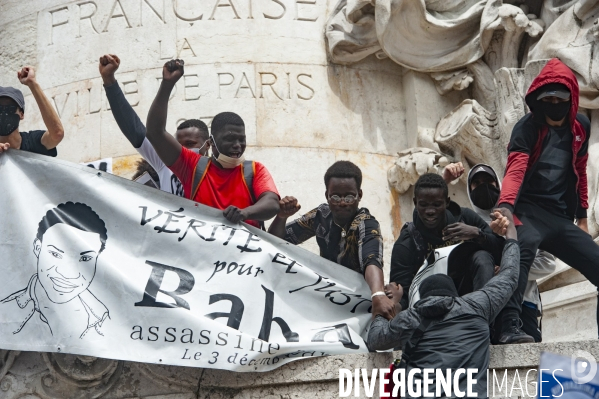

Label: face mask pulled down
[211,137,245,168]
[0,105,20,137]
[470,183,499,211]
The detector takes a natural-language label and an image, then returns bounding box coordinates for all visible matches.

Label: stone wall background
[0,0,476,268]
[2,1,599,397]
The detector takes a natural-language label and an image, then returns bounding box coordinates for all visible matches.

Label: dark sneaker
[498,319,535,344]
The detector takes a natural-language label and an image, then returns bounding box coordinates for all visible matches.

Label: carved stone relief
[327,0,599,232]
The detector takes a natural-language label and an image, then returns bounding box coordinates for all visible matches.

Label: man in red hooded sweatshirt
[495,58,599,344]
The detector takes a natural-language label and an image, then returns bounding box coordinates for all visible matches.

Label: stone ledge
[2,341,598,398]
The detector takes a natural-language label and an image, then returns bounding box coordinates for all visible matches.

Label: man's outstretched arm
[100,54,146,148]
[268,196,301,238]
[224,192,280,223]
[145,59,184,167]
[18,67,64,150]
[367,284,418,351]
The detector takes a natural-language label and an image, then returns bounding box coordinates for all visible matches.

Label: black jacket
[390,201,504,310]
[369,240,520,398]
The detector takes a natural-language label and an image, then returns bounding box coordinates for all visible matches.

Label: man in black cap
[0,66,64,155]
[496,58,599,344]
[369,208,520,398]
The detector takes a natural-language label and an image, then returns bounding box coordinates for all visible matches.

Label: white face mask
[189,140,210,155]
[211,136,244,168]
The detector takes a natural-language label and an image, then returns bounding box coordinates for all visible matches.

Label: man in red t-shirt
[145,59,280,228]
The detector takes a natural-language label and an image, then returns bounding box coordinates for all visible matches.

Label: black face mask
[0,105,20,136]
[470,183,499,210]
[537,101,570,123]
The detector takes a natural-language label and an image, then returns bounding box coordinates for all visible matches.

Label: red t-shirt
[169,147,279,228]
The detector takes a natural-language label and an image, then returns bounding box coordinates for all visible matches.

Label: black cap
[536,83,570,101]
[468,164,498,187]
[419,274,458,299]
[0,86,25,112]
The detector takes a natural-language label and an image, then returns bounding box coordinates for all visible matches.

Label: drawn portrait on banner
[1,202,109,339]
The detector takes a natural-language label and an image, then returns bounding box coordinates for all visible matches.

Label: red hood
[525,58,580,128]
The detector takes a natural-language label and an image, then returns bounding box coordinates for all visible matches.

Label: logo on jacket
[576,136,582,142]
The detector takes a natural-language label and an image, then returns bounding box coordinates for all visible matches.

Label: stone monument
[1,0,599,397]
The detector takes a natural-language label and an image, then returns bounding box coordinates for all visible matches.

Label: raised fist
[99,54,120,84]
[277,196,301,219]
[17,67,37,87]
[442,162,465,184]
[162,59,184,83]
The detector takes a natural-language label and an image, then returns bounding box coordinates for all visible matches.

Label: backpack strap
[397,317,432,369]
[191,156,211,200]
[241,160,266,231]
[241,160,256,203]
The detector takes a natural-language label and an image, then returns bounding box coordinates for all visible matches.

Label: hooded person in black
[496,58,599,344]
[370,208,520,398]
[390,173,505,311]
[461,163,556,343]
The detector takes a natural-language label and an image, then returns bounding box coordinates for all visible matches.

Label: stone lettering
[235,72,256,98]
[139,0,166,26]
[184,74,201,101]
[177,38,197,58]
[49,6,69,45]
[47,0,321,44]
[159,39,175,60]
[172,0,203,21]
[103,0,133,32]
[52,92,75,118]
[209,0,241,20]
[297,73,315,100]
[87,85,102,114]
[248,0,254,18]
[77,1,99,37]
[218,73,235,99]
[259,72,283,100]
[263,0,286,20]
[122,80,140,106]
[295,0,317,21]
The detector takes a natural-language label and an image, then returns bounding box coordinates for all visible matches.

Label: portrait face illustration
[34,223,103,304]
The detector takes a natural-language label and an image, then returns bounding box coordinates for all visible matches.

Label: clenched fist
[99,54,120,85]
[162,59,184,84]
[442,162,465,184]
[18,66,37,87]
[277,196,301,219]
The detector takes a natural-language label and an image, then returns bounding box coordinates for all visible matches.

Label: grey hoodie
[466,164,556,313]
[368,240,520,398]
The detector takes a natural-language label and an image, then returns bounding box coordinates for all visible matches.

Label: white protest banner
[0,151,372,372]
[81,157,113,173]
